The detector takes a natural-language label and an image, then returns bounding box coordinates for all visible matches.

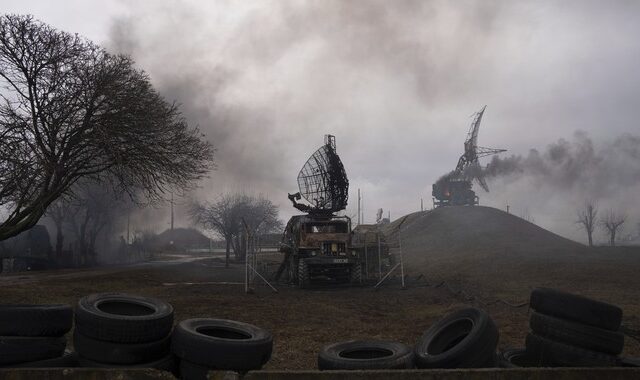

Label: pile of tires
[414,308,499,368]
[0,304,76,368]
[74,293,176,373]
[318,340,414,370]
[499,288,627,367]
[172,318,273,379]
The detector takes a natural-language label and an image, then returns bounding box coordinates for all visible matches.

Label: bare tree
[601,210,626,247]
[191,194,282,267]
[576,201,598,247]
[0,15,214,241]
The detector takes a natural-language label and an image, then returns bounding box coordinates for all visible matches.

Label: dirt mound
[383,206,581,261]
[380,206,640,298]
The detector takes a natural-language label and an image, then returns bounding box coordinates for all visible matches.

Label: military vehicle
[275,135,361,288]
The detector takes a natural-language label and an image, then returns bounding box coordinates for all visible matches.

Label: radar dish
[295,135,349,213]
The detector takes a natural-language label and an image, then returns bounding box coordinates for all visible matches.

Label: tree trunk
[587,231,593,247]
[225,238,231,268]
[610,231,616,247]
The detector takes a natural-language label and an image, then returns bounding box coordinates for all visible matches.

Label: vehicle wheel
[497,348,540,368]
[73,329,171,364]
[525,333,619,367]
[298,260,310,288]
[529,288,622,331]
[172,318,273,371]
[350,263,362,284]
[0,336,66,365]
[179,359,210,380]
[6,350,77,368]
[318,340,414,370]
[530,311,624,355]
[0,304,72,337]
[75,293,174,343]
[414,308,499,368]
[77,353,177,372]
[287,256,298,284]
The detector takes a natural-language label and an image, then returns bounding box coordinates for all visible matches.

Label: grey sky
[4,0,640,242]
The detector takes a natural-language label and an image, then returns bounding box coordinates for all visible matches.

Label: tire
[318,340,414,370]
[172,318,273,371]
[620,357,640,367]
[298,259,310,288]
[525,333,619,367]
[350,263,362,285]
[414,308,499,369]
[497,348,540,368]
[0,336,66,365]
[6,350,78,368]
[179,359,210,380]
[530,311,624,355]
[0,304,72,337]
[75,293,174,343]
[73,329,171,364]
[530,288,622,331]
[77,353,177,372]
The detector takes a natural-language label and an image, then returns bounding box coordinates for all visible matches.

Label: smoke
[481,132,640,243]
[91,0,640,242]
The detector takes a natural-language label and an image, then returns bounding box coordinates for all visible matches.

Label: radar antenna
[289,135,349,215]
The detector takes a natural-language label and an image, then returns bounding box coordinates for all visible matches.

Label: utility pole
[421,198,424,212]
[357,188,361,225]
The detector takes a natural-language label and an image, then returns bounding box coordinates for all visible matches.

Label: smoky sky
[4,0,640,242]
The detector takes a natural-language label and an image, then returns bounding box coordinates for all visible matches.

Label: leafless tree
[191,194,282,267]
[0,15,214,241]
[576,201,598,247]
[601,210,626,247]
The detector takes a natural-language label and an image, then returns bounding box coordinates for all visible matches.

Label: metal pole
[377,233,382,280]
[357,188,361,226]
[248,263,278,293]
[374,263,400,289]
[364,234,368,280]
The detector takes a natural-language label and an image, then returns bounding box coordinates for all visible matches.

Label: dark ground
[1,206,639,369]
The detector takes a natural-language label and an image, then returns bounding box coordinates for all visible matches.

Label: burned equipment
[432,106,506,207]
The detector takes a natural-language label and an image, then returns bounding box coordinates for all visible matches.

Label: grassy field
[1,250,639,370]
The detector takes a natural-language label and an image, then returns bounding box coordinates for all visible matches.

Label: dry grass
[2,205,640,370]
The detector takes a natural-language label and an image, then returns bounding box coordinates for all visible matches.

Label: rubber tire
[530,311,624,355]
[73,329,171,364]
[179,359,210,380]
[77,353,177,372]
[414,308,499,369]
[0,336,66,365]
[497,348,540,368]
[350,263,362,284]
[298,260,310,288]
[172,318,272,371]
[529,288,622,331]
[75,293,173,343]
[620,357,640,367]
[6,350,78,368]
[318,340,414,370]
[0,304,72,337]
[525,333,619,367]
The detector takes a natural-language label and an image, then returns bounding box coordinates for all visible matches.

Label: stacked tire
[172,318,273,379]
[74,293,176,373]
[0,304,76,368]
[414,308,499,368]
[500,288,624,367]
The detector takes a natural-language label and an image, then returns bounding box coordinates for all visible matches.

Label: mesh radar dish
[289,135,349,214]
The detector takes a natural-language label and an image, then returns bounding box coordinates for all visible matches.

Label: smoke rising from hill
[481,132,640,243]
